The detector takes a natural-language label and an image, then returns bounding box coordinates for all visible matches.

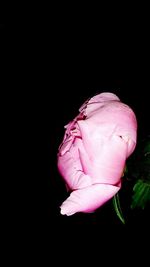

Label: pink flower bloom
[57,92,137,216]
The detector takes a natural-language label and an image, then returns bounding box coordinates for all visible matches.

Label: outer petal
[60,183,121,216]
[58,139,92,190]
[77,121,128,185]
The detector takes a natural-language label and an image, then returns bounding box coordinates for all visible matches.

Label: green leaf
[131,179,150,209]
[113,193,125,224]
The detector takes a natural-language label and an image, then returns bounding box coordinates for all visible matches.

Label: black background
[2,22,150,255]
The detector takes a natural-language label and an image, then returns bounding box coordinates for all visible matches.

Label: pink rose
[57,92,137,216]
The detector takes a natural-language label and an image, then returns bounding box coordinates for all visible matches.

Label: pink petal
[60,183,120,216]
